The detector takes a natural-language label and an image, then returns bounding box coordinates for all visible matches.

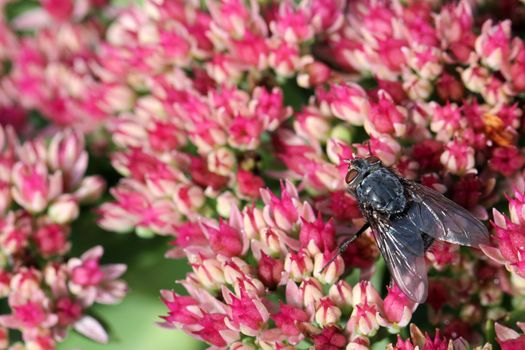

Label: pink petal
[495,323,520,341]
[74,316,109,344]
[101,264,127,280]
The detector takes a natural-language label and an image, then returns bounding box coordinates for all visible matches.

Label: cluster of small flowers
[3,0,525,348]
[0,125,126,349]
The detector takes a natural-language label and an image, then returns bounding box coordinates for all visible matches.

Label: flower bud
[48,195,79,224]
[313,252,344,285]
[33,223,70,257]
[315,298,341,326]
[284,250,314,282]
[216,191,239,218]
[192,258,225,291]
[329,280,353,313]
[299,278,324,307]
[207,147,236,176]
[74,176,106,204]
[440,140,476,175]
[257,253,284,289]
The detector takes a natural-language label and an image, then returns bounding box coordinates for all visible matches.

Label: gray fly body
[332,156,490,303]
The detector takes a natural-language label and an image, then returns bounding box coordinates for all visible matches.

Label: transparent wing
[406,182,490,247]
[370,213,428,303]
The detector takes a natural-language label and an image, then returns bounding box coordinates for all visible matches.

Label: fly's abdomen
[356,169,407,215]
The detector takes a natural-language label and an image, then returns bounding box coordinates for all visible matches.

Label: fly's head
[345,156,382,193]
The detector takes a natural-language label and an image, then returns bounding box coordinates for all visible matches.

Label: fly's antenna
[320,251,342,274]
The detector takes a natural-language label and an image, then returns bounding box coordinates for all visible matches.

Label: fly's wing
[370,213,428,303]
[406,182,490,247]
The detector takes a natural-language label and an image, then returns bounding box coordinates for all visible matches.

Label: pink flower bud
[173,185,205,216]
[190,156,229,190]
[284,250,314,282]
[207,147,236,176]
[243,205,267,239]
[346,301,379,337]
[192,257,225,291]
[11,162,62,213]
[33,223,70,257]
[297,61,331,88]
[299,278,324,307]
[461,64,489,94]
[222,257,252,286]
[48,195,79,224]
[315,298,341,326]
[71,258,104,287]
[440,140,476,175]
[329,280,353,313]
[313,252,344,285]
[377,285,414,329]
[204,220,243,257]
[73,176,105,204]
[257,253,284,289]
[261,182,300,232]
[509,192,525,226]
[475,20,512,71]
[495,322,525,350]
[299,215,335,255]
[270,3,313,43]
[352,281,382,307]
[237,170,265,199]
[47,129,87,189]
[13,302,51,328]
[429,102,466,138]
[259,228,287,257]
[294,107,332,142]
[346,335,370,350]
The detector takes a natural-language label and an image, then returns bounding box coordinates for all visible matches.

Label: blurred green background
[57,213,204,350]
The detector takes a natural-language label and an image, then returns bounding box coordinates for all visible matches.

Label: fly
[322,156,490,303]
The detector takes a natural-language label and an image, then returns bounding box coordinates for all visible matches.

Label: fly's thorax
[355,168,407,215]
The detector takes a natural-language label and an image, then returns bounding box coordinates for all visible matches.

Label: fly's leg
[319,223,370,273]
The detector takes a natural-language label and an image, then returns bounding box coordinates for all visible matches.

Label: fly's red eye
[345,169,358,184]
[366,156,380,164]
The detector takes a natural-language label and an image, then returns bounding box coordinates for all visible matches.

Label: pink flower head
[317,83,369,126]
[250,87,292,131]
[272,303,309,337]
[489,146,525,177]
[270,3,313,43]
[11,162,62,213]
[440,139,476,175]
[475,20,512,71]
[268,40,301,77]
[299,214,335,255]
[366,91,408,137]
[13,302,53,328]
[435,1,475,62]
[33,223,70,257]
[429,102,465,139]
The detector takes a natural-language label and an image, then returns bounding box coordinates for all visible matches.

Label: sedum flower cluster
[2,0,525,349]
[0,126,126,349]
